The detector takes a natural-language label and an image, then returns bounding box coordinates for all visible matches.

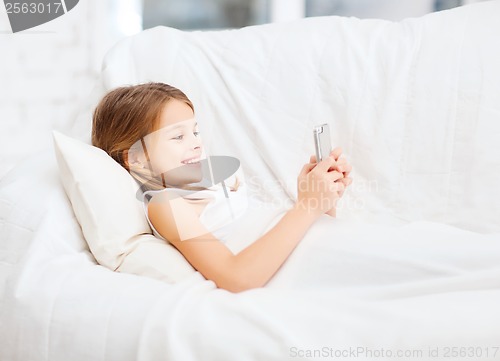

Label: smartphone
[313,123,332,162]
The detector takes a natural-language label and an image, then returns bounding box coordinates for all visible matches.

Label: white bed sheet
[1,148,500,361]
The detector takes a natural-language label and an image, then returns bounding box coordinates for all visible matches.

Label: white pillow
[52,130,196,283]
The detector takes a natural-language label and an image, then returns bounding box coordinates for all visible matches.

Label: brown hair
[91,82,239,193]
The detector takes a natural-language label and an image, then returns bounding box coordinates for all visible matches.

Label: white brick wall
[0,0,136,180]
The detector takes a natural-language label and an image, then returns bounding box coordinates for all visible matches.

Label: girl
[91,82,353,293]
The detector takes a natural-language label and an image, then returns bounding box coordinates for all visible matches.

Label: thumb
[315,154,335,173]
[330,147,342,161]
[300,162,316,177]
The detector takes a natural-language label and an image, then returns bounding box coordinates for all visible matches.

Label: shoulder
[147,192,210,243]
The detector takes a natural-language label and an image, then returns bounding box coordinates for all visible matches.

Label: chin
[182,168,203,182]
[163,164,204,187]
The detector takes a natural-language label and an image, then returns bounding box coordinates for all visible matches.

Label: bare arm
[227,203,320,291]
[148,153,346,293]
[148,194,319,293]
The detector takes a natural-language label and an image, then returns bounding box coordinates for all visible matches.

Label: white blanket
[2,1,500,360]
[1,150,500,361]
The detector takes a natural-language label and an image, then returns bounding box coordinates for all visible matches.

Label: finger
[339,177,351,187]
[327,170,344,182]
[342,177,352,186]
[336,158,347,166]
[334,161,348,173]
[310,154,317,163]
[338,164,352,173]
[333,181,345,193]
[300,162,316,176]
[315,155,336,173]
[338,178,348,186]
[330,147,342,161]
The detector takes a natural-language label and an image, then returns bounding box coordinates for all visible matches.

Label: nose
[189,131,202,150]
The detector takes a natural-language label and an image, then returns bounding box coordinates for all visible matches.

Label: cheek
[148,143,183,171]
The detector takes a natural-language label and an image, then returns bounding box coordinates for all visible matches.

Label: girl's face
[139,98,205,187]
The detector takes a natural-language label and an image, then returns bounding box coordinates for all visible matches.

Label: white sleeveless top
[142,177,248,242]
[141,167,286,255]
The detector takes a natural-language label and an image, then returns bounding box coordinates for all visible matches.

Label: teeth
[183,158,200,164]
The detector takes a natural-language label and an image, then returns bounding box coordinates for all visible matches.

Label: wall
[304,0,434,20]
[0,0,488,180]
[0,0,136,180]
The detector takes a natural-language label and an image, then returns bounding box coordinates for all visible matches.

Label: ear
[123,149,145,170]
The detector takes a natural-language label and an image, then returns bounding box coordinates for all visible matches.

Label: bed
[1,1,500,360]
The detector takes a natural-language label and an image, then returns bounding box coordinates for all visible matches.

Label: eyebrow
[164,121,198,132]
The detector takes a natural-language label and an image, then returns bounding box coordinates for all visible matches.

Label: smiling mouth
[181,157,201,165]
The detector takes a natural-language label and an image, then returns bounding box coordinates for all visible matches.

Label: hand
[296,154,345,218]
[309,147,353,217]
